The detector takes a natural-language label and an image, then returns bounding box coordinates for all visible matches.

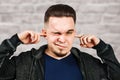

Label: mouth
[55,43,67,49]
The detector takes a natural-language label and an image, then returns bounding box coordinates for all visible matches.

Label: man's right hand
[18,31,45,44]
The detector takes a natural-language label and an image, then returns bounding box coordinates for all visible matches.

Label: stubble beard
[46,44,71,58]
[53,49,68,57]
[52,45,71,57]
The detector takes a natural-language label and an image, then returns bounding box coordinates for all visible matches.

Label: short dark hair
[44,4,76,23]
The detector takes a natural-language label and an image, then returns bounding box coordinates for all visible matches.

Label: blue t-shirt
[44,53,83,80]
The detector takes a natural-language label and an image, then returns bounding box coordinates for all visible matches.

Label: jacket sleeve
[93,39,120,80]
[0,34,22,79]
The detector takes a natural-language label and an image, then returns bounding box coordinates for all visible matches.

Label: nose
[58,35,66,43]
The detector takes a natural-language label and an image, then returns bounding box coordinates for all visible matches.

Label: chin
[54,49,70,57]
[54,52,68,57]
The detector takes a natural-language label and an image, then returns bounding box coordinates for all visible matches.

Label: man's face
[44,17,76,58]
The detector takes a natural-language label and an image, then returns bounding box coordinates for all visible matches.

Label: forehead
[46,17,75,32]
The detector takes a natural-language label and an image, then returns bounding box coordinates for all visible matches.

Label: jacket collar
[70,47,82,62]
[32,44,48,59]
[32,44,81,61]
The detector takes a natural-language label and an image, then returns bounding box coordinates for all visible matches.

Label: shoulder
[12,48,37,64]
[71,47,102,63]
[12,44,47,63]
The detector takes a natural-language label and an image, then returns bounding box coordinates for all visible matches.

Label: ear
[41,28,47,37]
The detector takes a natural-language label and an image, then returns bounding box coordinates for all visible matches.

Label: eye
[53,32,61,35]
[66,31,73,34]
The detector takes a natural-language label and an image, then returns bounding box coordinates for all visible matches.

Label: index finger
[75,34,82,38]
[39,33,46,37]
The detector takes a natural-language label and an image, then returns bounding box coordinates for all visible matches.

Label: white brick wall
[0,0,120,61]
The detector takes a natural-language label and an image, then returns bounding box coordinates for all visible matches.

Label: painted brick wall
[0,0,120,61]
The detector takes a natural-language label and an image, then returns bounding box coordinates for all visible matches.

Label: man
[0,4,120,80]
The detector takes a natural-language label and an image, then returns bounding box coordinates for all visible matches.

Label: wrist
[9,34,23,47]
[92,39,107,51]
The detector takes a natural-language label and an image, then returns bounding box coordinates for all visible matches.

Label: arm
[93,40,120,80]
[0,30,41,67]
[0,31,44,79]
[0,34,22,79]
[76,34,120,80]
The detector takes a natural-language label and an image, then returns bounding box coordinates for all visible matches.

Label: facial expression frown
[43,17,76,58]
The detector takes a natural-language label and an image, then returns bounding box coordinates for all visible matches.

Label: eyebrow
[51,29,75,33]
[69,29,74,31]
[67,29,74,32]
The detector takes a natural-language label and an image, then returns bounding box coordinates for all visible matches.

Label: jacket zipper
[78,57,87,80]
[38,59,44,80]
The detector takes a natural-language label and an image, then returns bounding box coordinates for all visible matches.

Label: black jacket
[0,34,120,80]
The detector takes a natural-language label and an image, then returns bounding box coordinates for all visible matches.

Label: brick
[105,4,120,14]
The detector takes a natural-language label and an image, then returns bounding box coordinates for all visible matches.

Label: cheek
[68,36,75,44]
[46,35,58,43]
